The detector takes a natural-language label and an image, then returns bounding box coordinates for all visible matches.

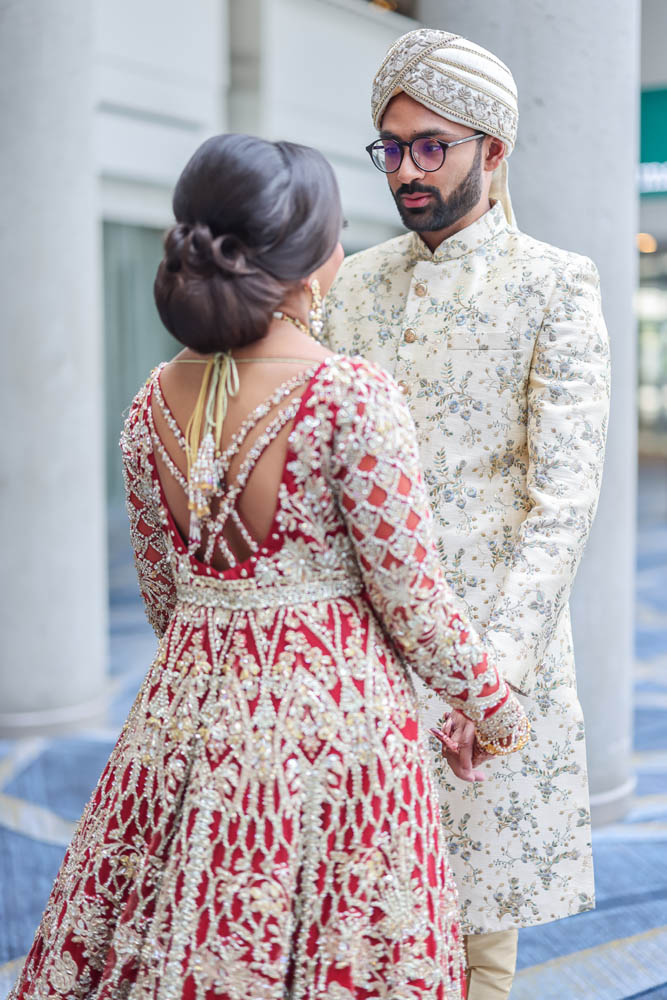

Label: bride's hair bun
[164,223,252,277]
[154,133,342,352]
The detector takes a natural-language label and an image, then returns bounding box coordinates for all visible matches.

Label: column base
[0,688,111,740]
[590,776,637,827]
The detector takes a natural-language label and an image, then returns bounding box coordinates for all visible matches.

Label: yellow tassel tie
[184,352,240,521]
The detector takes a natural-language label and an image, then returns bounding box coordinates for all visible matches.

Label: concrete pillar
[0,1,108,736]
[418,0,639,824]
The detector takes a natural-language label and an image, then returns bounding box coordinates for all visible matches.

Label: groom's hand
[430,709,492,782]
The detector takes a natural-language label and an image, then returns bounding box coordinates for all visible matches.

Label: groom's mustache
[395,181,441,197]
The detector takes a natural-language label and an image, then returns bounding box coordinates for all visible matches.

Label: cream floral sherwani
[322,201,610,933]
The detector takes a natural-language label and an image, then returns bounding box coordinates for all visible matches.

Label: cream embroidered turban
[371,28,519,224]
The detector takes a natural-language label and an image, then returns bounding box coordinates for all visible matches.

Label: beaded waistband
[175,572,364,612]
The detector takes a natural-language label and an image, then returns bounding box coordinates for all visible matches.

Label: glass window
[103,222,175,502]
[638,250,667,440]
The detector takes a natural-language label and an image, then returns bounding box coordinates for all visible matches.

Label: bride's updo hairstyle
[154,133,342,352]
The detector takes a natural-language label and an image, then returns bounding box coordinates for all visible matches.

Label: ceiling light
[637,232,658,253]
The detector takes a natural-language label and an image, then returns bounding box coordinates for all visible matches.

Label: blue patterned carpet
[1,466,666,998]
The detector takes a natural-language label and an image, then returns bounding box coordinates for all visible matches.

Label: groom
[323,28,610,1000]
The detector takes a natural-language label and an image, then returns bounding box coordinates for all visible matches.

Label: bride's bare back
[150,336,333,571]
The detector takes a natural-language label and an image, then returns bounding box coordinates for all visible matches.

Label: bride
[11,133,528,1000]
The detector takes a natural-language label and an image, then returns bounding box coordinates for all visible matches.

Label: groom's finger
[447,752,484,783]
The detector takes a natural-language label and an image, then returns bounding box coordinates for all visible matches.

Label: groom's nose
[394,152,425,186]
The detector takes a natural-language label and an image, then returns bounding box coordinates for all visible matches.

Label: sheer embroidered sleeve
[330,360,526,745]
[120,377,177,638]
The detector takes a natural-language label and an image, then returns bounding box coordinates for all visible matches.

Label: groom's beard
[392,142,483,232]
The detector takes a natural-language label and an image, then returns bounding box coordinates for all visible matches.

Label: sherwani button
[414,282,427,297]
[398,380,411,395]
[403,328,417,343]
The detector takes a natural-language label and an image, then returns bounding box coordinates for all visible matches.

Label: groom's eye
[381,141,402,169]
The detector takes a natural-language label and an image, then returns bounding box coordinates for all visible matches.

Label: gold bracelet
[476,717,531,756]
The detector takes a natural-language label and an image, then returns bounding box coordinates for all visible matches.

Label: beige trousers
[464,929,519,1000]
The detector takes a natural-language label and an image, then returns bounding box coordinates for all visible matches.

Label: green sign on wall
[640,88,667,196]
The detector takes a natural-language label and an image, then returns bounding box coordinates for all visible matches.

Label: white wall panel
[96,63,221,128]
[95,0,227,119]
[95,111,208,188]
[230,0,419,246]
[263,0,413,153]
[94,0,229,224]
[99,178,174,228]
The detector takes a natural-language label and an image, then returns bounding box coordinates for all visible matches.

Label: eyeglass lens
[371,137,445,173]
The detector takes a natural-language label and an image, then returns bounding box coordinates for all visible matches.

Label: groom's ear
[484,137,506,174]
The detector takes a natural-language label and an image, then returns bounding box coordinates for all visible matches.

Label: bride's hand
[430,709,492,782]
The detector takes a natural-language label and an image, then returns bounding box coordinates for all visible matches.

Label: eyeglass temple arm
[446,132,486,148]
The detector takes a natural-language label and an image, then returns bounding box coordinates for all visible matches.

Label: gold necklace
[173,356,316,365]
[272,310,313,338]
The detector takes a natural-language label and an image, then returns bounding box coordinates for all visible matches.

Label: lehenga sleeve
[329,359,527,747]
[120,378,177,638]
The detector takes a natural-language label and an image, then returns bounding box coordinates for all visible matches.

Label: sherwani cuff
[483,630,536,698]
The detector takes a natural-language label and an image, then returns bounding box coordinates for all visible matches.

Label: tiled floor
[1,466,666,998]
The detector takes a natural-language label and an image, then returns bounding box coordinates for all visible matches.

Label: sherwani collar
[408,200,510,264]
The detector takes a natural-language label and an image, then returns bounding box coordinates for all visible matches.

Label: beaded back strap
[150,358,319,566]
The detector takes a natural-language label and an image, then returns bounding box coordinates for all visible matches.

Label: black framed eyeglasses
[365,133,485,174]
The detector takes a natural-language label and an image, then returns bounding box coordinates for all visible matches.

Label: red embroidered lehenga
[11,355,524,1000]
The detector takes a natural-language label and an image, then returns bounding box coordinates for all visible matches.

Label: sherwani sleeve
[483,255,610,696]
